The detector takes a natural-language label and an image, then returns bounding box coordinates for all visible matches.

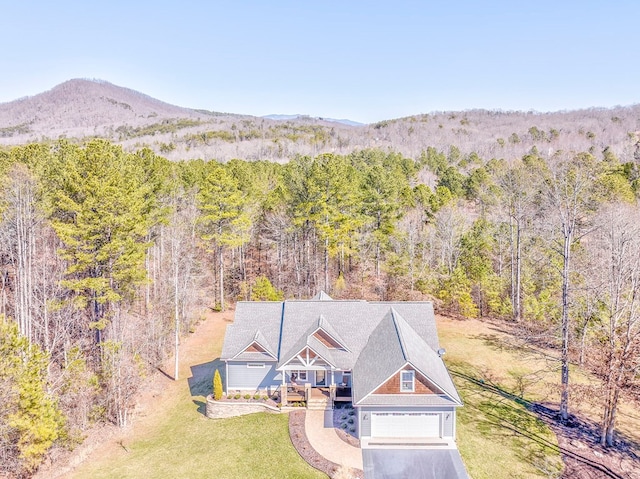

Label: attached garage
[371,412,441,438]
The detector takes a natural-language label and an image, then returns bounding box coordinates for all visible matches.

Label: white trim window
[247,363,265,368]
[401,370,415,392]
[297,370,308,381]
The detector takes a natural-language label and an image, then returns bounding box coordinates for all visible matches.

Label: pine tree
[0,317,63,475]
[197,162,250,311]
[251,275,284,301]
[44,140,153,340]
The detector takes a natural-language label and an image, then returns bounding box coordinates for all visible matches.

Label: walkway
[304,409,364,471]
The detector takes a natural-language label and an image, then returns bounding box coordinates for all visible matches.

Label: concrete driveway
[305,409,364,471]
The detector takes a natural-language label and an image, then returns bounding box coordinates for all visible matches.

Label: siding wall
[373,367,440,395]
[226,361,281,392]
[443,408,455,437]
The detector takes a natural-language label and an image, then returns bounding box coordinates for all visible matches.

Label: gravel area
[289,410,364,479]
[333,404,361,448]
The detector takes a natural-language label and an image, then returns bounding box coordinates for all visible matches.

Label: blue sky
[1,1,638,123]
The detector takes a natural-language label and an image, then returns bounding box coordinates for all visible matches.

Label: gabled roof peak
[253,329,267,344]
[312,290,333,301]
[353,307,462,406]
[313,314,350,351]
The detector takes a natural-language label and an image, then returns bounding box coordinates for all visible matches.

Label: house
[220,292,463,445]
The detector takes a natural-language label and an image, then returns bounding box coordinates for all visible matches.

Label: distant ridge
[1,78,639,164]
[263,113,364,127]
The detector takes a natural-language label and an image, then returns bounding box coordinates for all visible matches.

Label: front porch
[281,383,353,408]
[278,343,352,407]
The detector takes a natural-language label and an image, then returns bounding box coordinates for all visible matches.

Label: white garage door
[371,412,440,438]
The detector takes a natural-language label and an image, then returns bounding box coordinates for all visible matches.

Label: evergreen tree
[44,140,153,340]
[197,162,250,311]
[0,317,63,475]
[213,369,223,400]
[251,275,284,301]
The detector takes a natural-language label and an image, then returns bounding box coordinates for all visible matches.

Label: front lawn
[71,398,326,479]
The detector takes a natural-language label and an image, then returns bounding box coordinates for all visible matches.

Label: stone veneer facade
[205,395,281,419]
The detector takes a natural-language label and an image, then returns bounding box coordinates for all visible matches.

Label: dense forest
[0,138,639,477]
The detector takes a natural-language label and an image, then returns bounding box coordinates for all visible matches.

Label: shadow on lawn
[188,358,224,398]
[451,368,637,479]
[192,399,207,415]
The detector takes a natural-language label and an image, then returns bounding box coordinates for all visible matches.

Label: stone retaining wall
[205,395,281,419]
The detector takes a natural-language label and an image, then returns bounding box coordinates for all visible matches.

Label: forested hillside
[1,81,640,477]
[1,79,640,164]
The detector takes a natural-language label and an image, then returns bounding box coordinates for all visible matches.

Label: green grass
[439,318,564,479]
[72,392,325,479]
[110,413,324,479]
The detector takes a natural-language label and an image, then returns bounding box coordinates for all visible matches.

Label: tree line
[0,139,639,476]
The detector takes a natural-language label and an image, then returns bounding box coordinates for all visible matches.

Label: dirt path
[36,309,233,479]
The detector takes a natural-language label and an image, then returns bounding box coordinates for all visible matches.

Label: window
[291,370,307,382]
[247,363,265,368]
[341,371,351,387]
[401,370,415,392]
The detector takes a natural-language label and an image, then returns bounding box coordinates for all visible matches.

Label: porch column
[305,382,311,402]
[329,370,336,404]
[281,371,287,406]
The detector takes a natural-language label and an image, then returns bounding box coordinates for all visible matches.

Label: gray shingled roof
[316,314,349,351]
[352,308,461,406]
[233,351,277,361]
[222,297,461,407]
[220,301,282,360]
[312,291,333,300]
[352,309,406,403]
[277,321,337,369]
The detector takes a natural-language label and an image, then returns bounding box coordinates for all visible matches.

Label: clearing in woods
[39,310,640,479]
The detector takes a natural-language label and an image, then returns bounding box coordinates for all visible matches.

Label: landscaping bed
[333,404,360,448]
[220,391,279,406]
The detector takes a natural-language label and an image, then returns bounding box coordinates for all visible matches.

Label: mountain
[0,79,219,141]
[1,79,639,164]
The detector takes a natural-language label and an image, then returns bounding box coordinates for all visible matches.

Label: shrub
[262,395,268,401]
[244,394,251,400]
[341,423,348,429]
[348,410,355,416]
[250,275,284,301]
[347,417,354,424]
[234,394,241,399]
[213,369,223,400]
[253,394,261,400]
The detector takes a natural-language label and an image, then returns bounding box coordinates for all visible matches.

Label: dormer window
[401,370,415,392]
